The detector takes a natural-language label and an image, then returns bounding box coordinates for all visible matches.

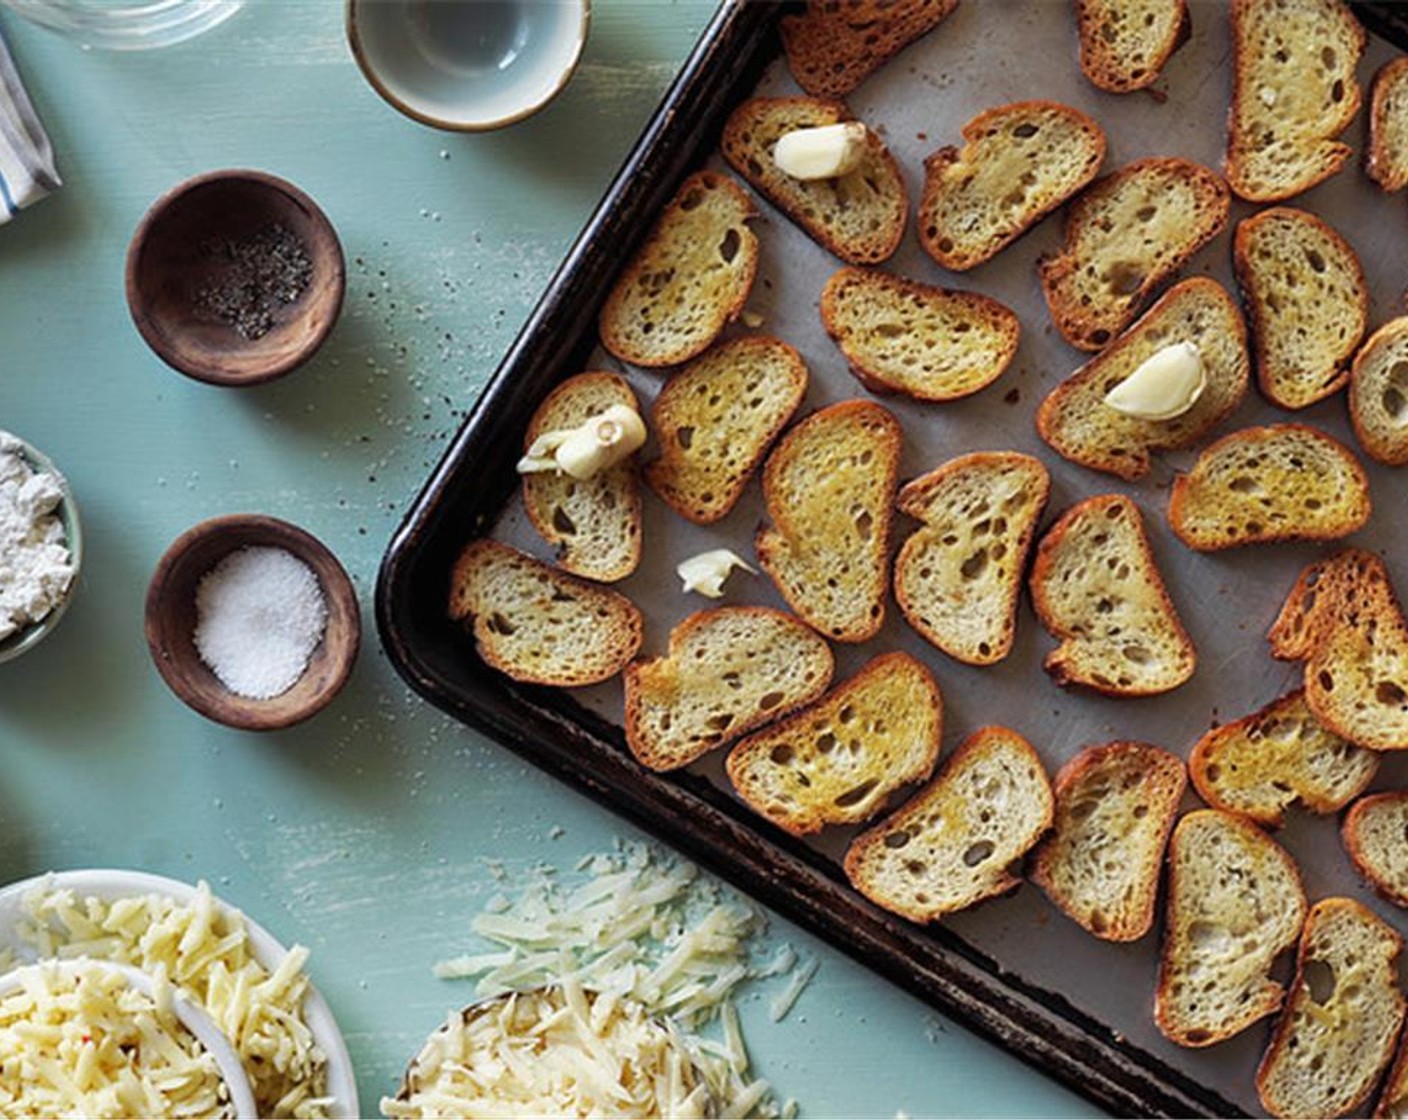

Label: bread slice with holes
[1343,792,1408,908]
[1038,158,1229,352]
[521,372,642,582]
[1036,277,1249,480]
[756,400,902,643]
[918,101,1105,271]
[1234,207,1367,409]
[1350,317,1408,466]
[1154,809,1307,1048]
[844,726,1053,924]
[1167,424,1371,551]
[447,539,643,687]
[726,652,941,836]
[1368,57,1408,192]
[599,171,757,368]
[1029,742,1185,942]
[893,452,1049,665]
[780,0,959,98]
[1029,494,1195,696]
[1226,0,1365,202]
[721,97,907,265]
[1268,549,1408,751]
[623,606,834,773]
[820,267,1019,401]
[645,336,806,524]
[1256,897,1405,1120]
[1190,690,1378,829]
[1074,0,1190,93]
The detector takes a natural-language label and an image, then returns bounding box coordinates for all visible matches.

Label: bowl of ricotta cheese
[0,431,80,664]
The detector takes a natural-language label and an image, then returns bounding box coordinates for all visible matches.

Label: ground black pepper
[194,223,313,341]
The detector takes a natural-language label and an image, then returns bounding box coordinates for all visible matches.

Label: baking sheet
[484,3,1408,1114]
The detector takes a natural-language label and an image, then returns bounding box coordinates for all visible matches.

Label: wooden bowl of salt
[145,514,360,731]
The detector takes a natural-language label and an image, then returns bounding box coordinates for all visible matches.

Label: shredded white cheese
[384,983,713,1119]
[415,841,816,1119]
[9,882,329,1119]
[0,961,232,1119]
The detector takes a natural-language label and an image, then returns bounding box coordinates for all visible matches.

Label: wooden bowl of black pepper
[126,170,345,386]
[145,514,361,731]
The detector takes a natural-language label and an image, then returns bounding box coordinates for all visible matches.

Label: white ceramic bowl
[0,869,360,1119]
[0,959,258,1119]
[0,433,82,666]
[347,0,590,131]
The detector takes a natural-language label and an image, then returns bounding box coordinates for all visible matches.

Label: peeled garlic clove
[677,549,756,598]
[515,405,647,479]
[1103,341,1206,421]
[772,122,868,181]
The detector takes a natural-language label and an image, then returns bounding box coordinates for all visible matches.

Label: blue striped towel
[0,23,57,223]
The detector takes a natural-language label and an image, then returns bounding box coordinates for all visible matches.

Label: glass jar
[1,0,242,50]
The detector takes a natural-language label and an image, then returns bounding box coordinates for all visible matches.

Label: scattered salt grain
[193,546,328,699]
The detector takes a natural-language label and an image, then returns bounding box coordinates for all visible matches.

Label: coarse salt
[0,433,74,643]
[194,546,327,700]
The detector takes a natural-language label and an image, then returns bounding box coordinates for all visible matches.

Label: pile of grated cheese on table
[0,961,233,1119]
[6,881,330,1119]
[387,840,816,1119]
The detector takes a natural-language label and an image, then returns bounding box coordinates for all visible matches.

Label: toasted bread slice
[780,0,959,98]
[820,267,1019,401]
[1234,207,1367,409]
[447,540,643,687]
[1349,317,1408,467]
[1268,549,1408,751]
[756,400,902,642]
[1343,793,1408,908]
[1190,690,1378,829]
[1155,809,1307,1048]
[1256,898,1405,1120]
[1029,742,1185,942]
[1226,0,1365,202]
[644,336,807,524]
[599,172,758,368]
[1074,0,1190,93]
[1029,494,1195,696]
[721,97,907,265]
[623,606,834,773]
[521,372,643,582]
[1038,158,1230,352]
[726,652,942,836]
[844,726,1053,923]
[917,101,1106,271]
[1167,424,1371,551]
[893,452,1050,665]
[1036,277,1249,480]
[1377,1029,1408,1118]
[1368,57,1408,192]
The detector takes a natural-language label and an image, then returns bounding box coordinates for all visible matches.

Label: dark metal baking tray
[378,3,1408,1115]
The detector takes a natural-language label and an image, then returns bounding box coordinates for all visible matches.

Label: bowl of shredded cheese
[0,869,360,1119]
[0,432,81,665]
[385,982,717,1120]
[0,958,257,1119]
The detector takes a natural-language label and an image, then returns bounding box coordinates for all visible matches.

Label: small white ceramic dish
[347,0,590,131]
[0,432,82,666]
[0,869,360,1119]
[0,959,258,1119]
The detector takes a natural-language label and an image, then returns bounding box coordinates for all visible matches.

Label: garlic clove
[677,549,756,598]
[1103,341,1207,421]
[772,122,869,181]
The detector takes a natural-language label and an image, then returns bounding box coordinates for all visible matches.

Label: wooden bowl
[125,170,345,386]
[145,514,360,731]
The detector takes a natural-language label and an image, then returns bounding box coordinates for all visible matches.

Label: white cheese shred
[398,842,815,1119]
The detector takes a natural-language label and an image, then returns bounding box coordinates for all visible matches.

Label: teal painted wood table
[0,2,1093,1114]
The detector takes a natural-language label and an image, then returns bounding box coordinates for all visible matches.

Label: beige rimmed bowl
[347,0,590,131]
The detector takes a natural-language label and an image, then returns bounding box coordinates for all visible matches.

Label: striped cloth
[0,22,57,223]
